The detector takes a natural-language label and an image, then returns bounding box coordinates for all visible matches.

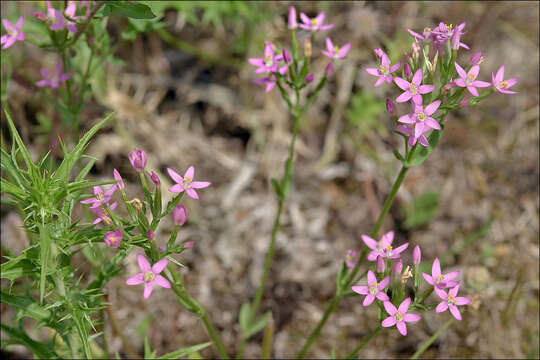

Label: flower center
[423,27,431,35]
[500,80,508,88]
[447,294,457,305]
[144,271,155,282]
[311,18,318,25]
[109,236,117,244]
[96,192,104,201]
[265,54,274,67]
[466,73,475,85]
[410,83,418,94]
[417,112,426,121]
[385,245,393,257]
[394,311,403,322]
[379,65,389,75]
[436,274,444,283]
[445,24,454,31]
[369,282,379,295]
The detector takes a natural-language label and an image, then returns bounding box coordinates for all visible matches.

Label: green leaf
[0,291,51,321]
[0,258,35,282]
[403,192,440,229]
[144,336,157,358]
[158,342,211,359]
[3,108,35,172]
[1,323,57,359]
[406,125,444,167]
[103,2,156,19]
[243,311,271,340]
[270,178,282,199]
[239,301,251,330]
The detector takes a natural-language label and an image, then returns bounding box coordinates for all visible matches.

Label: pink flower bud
[113,168,125,190]
[305,73,314,83]
[325,62,334,77]
[469,51,484,66]
[345,249,358,268]
[374,48,384,61]
[147,229,155,242]
[288,6,297,30]
[376,255,385,273]
[184,241,194,249]
[403,63,412,79]
[150,171,160,186]
[386,98,397,115]
[413,245,421,265]
[172,205,188,226]
[129,149,147,172]
[393,259,403,275]
[411,41,420,62]
[403,52,411,63]
[282,48,292,64]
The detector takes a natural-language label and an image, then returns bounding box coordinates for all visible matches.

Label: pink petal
[299,13,310,25]
[424,100,441,116]
[454,62,467,79]
[422,273,434,286]
[143,282,154,299]
[393,242,409,255]
[2,37,16,49]
[382,231,394,244]
[0,35,7,44]
[418,84,435,94]
[398,114,414,124]
[467,86,479,97]
[472,80,491,88]
[449,304,462,320]
[362,294,375,307]
[444,271,460,281]
[184,166,195,180]
[376,292,389,302]
[378,277,390,290]
[469,65,480,79]
[65,2,76,17]
[365,67,379,76]
[337,43,351,58]
[35,80,50,87]
[495,65,505,82]
[367,251,379,261]
[152,258,169,274]
[16,15,24,29]
[167,167,184,184]
[319,24,334,31]
[394,77,410,90]
[384,301,397,316]
[154,274,171,288]
[137,254,151,272]
[418,135,429,147]
[361,235,378,250]
[432,258,441,278]
[434,286,448,300]
[455,297,471,306]
[454,78,466,87]
[191,181,211,189]
[396,91,412,103]
[404,313,421,322]
[321,50,333,58]
[186,188,199,200]
[168,184,184,193]
[314,12,325,25]
[381,316,396,327]
[325,37,333,52]
[504,77,519,88]
[424,117,441,130]
[398,298,411,313]
[435,301,448,313]
[2,19,15,32]
[412,68,423,85]
[374,76,385,87]
[390,62,401,73]
[352,286,369,295]
[367,270,376,285]
[126,273,144,285]
[248,58,265,67]
[396,321,407,336]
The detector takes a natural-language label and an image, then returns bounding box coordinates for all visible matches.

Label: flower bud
[113,168,125,190]
[460,99,470,108]
[325,62,334,77]
[469,51,484,66]
[130,198,143,212]
[129,149,147,172]
[413,245,421,265]
[147,229,155,242]
[150,171,161,186]
[403,52,411,63]
[393,259,403,275]
[288,6,297,30]
[173,205,188,226]
[184,241,195,249]
[386,98,397,115]
[304,36,312,58]
[376,256,385,273]
[282,48,292,64]
[411,41,420,62]
[403,63,412,79]
[451,29,461,50]
[305,73,314,83]
[374,48,384,61]
[345,249,358,268]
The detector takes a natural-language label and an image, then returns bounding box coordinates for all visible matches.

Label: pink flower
[413,245,421,265]
[352,270,390,306]
[35,61,71,89]
[381,298,421,336]
[104,228,122,248]
[491,65,518,95]
[365,50,401,87]
[253,74,277,93]
[432,22,469,51]
[345,249,358,268]
[288,7,297,30]
[46,1,77,33]
[167,166,211,200]
[362,231,408,261]
[298,12,333,32]
[434,284,471,320]
[322,37,351,60]
[1,16,25,49]
[396,124,430,147]
[407,27,433,41]
[248,41,288,75]
[394,68,435,104]
[173,205,188,226]
[454,62,491,97]
[397,100,441,140]
[89,201,118,225]
[113,169,125,190]
[126,254,171,299]
[129,149,147,172]
[422,258,460,289]
[149,171,161,186]
[80,185,117,209]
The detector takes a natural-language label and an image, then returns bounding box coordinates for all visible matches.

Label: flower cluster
[365,21,518,148]
[79,149,210,299]
[350,231,471,336]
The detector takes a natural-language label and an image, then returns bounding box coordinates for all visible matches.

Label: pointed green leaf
[0,323,57,359]
[243,311,271,340]
[157,342,211,359]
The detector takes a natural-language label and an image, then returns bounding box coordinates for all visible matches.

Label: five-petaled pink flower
[434,284,471,320]
[298,12,333,32]
[362,231,408,261]
[104,228,122,248]
[432,22,469,51]
[381,298,421,336]
[89,201,118,225]
[36,61,71,89]
[394,68,435,104]
[365,49,401,87]
[248,41,288,75]
[491,65,518,95]
[422,258,460,289]
[126,254,171,299]
[1,16,25,49]
[322,37,351,60]
[454,62,491,97]
[398,100,441,140]
[129,149,147,172]
[352,270,390,306]
[167,166,211,200]
[80,185,117,209]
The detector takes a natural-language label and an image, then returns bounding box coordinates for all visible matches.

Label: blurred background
[1,1,539,358]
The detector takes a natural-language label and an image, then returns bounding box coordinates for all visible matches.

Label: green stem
[410,318,454,359]
[345,327,384,359]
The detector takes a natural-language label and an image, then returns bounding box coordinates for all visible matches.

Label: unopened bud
[403,63,412,79]
[282,48,292,64]
[374,48,384,61]
[413,245,421,265]
[288,6,297,30]
[469,51,484,66]
[173,205,188,226]
[305,73,314,83]
[386,98,397,115]
[129,198,143,212]
[411,42,420,62]
[147,229,155,242]
[393,259,403,275]
[150,171,161,186]
[304,36,312,58]
[325,62,334,77]
[184,241,195,249]
[376,256,385,273]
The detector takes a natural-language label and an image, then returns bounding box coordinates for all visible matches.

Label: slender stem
[345,327,384,359]
[410,318,454,359]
